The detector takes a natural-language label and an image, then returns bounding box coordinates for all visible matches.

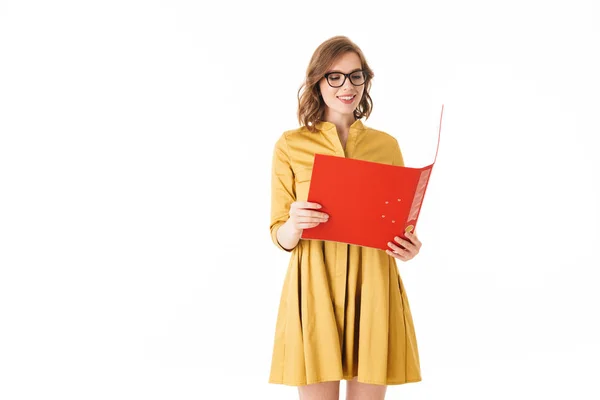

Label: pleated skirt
[268,238,422,386]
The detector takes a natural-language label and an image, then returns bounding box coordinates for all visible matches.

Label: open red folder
[301,105,444,251]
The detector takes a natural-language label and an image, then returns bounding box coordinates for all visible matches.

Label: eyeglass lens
[327,71,365,87]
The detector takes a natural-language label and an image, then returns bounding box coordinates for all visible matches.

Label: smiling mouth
[337,95,356,103]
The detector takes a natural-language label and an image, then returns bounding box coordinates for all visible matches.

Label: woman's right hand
[288,201,329,232]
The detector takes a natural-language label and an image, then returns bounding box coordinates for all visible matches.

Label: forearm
[276,219,303,251]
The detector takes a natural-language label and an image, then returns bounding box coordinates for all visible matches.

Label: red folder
[301,105,444,251]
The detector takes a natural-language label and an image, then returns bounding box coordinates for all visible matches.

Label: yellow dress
[268,119,422,386]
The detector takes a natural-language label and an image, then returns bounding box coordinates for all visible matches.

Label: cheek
[319,81,330,98]
[321,87,337,106]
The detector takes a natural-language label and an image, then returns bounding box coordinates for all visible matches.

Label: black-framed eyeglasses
[323,70,366,88]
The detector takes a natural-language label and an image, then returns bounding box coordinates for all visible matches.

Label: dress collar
[315,119,365,133]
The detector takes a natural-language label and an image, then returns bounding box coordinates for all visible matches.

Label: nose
[341,75,354,90]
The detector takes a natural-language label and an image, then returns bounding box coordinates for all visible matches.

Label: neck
[323,111,356,136]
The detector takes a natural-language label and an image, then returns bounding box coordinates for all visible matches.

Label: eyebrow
[326,68,362,74]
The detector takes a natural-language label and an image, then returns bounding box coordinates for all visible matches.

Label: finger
[298,201,322,210]
[297,222,322,229]
[291,211,328,222]
[404,231,422,250]
[406,231,422,248]
[392,246,415,260]
[296,209,329,219]
[386,249,409,261]
[387,241,413,258]
[298,216,328,223]
[394,250,413,262]
[393,236,417,253]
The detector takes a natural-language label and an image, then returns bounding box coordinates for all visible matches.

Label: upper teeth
[339,96,354,100]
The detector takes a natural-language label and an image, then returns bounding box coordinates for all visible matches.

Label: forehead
[327,52,362,72]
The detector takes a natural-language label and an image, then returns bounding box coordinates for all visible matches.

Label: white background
[1,1,599,399]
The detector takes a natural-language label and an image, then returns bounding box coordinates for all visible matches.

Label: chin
[339,108,356,116]
[328,105,355,116]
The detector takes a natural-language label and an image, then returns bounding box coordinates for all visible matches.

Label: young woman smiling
[268,36,423,400]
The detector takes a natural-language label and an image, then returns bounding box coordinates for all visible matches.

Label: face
[318,52,365,120]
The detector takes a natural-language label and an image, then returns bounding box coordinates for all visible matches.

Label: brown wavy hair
[297,36,374,133]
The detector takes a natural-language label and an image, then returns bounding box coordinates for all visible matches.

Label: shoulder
[282,125,312,139]
[364,125,404,165]
[273,125,313,148]
[363,124,400,146]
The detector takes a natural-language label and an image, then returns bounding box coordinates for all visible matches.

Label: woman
[268,36,423,400]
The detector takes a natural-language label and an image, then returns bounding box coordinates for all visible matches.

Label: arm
[391,137,405,167]
[270,134,301,252]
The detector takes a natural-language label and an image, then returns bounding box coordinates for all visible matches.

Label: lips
[337,94,356,104]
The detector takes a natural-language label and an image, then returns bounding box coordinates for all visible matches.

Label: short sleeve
[270,134,295,252]
[391,138,405,167]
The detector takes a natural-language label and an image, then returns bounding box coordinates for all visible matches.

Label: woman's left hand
[386,230,422,262]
